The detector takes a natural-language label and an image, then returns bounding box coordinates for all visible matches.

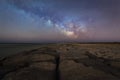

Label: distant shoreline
[0,42,120,44]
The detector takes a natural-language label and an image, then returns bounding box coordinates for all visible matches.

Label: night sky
[0,0,120,43]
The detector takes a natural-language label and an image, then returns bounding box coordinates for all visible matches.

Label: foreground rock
[2,62,56,80]
[0,49,57,80]
[0,43,120,80]
[60,60,119,80]
[59,44,120,80]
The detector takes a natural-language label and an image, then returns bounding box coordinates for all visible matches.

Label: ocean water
[0,43,43,57]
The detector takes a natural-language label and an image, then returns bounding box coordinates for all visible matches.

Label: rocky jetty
[0,44,120,80]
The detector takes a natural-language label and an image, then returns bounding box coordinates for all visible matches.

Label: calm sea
[0,43,45,57]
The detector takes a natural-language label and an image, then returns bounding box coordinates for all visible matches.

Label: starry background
[0,0,120,43]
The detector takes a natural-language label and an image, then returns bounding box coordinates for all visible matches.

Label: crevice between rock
[55,55,60,80]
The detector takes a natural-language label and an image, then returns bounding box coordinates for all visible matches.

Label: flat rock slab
[0,49,57,80]
[60,60,119,80]
[2,62,56,80]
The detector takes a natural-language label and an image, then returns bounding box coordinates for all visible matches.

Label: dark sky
[0,0,120,42]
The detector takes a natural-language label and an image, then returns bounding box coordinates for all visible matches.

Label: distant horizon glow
[0,0,120,43]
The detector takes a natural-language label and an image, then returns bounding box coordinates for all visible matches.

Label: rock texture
[0,43,120,80]
[0,49,57,80]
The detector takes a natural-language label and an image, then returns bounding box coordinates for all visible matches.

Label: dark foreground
[0,43,120,80]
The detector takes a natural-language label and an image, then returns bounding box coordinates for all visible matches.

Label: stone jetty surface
[0,43,120,80]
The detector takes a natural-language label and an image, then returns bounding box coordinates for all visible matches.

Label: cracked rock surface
[0,43,120,80]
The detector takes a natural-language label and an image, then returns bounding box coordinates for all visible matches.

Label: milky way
[0,0,120,42]
[8,0,89,38]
